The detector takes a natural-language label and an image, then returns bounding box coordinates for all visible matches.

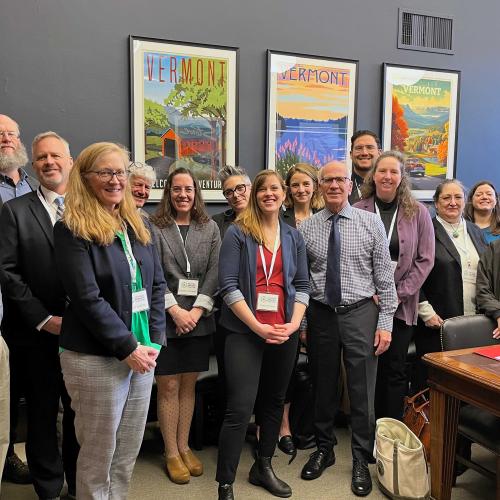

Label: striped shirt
[298,203,397,332]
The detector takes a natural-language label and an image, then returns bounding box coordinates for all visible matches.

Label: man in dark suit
[0,131,78,500]
[0,114,35,485]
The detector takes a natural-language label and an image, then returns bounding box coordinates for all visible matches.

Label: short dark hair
[350,130,381,150]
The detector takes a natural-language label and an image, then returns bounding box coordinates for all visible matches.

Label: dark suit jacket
[212,209,236,240]
[420,217,487,320]
[218,223,310,333]
[54,222,167,360]
[0,191,65,347]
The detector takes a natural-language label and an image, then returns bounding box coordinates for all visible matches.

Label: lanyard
[175,223,191,276]
[258,223,280,291]
[375,203,398,243]
[117,229,137,287]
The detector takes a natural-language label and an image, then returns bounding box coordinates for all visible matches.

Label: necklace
[450,222,460,238]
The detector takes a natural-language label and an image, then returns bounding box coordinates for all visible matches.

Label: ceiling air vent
[398,8,454,55]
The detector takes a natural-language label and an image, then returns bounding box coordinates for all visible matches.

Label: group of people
[0,114,500,500]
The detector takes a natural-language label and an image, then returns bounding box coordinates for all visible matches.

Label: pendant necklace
[450,223,460,238]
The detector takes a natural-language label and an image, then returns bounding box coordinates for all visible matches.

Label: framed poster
[382,63,460,200]
[266,50,358,178]
[130,36,238,202]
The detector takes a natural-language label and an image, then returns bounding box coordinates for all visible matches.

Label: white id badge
[391,260,398,274]
[132,289,149,313]
[256,293,279,312]
[178,278,199,296]
[463,264,477,284]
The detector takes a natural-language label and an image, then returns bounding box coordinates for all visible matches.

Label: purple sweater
[355,196,435,325]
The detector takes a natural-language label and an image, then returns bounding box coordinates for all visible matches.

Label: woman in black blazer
[216,170,309,500]
[54,142,166,500]
[415,179,487,390]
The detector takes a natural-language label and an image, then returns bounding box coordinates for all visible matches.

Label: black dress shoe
[2,452,32,484]
[218,483,234,500]
[351,460,372,496]
[300,449,335,480]
[278,435,296,455]
[249,456,292,498]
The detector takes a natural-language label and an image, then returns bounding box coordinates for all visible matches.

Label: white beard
[0,143,29,173]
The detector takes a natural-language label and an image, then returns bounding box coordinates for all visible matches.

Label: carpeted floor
[1,426,495,499]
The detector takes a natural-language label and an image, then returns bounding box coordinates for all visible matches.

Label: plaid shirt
[298,204,397,332]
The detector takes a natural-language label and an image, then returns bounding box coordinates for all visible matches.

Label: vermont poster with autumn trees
[382,64,460,200]
[130,37,238,201]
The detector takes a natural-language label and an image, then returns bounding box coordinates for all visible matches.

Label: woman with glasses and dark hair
[415,179,487,390]
[54,142,166,499]
[212,165,252,238]
[216,170,309,500]
[464,180,500,243]
[150,167,220,485]
[354,151,434,420]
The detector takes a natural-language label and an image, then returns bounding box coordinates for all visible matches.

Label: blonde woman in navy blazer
[216,170,309,500]
[150,167,220,485]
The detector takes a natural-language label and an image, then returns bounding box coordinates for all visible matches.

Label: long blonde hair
[236,170,285,243]
[64,142,150,246]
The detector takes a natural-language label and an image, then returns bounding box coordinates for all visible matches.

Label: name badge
[178,278,199,296]
[463,263,477,284]
[132,289,149,313]
[256,292,279,312]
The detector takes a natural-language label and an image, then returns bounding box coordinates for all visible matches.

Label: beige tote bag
[375,418,429,500]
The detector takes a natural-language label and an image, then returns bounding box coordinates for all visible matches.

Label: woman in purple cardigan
[355,150,435,420]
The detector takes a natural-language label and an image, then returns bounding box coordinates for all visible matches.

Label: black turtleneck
[375,196,399,261]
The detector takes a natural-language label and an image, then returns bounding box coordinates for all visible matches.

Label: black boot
[248,456,292,498]
[218,483,234,500]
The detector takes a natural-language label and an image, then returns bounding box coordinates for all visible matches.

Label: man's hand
[493,317,500,339]
[424,314,444,330]
[124,345,158,373]
[42,316,62,335]
[374,329,391,356]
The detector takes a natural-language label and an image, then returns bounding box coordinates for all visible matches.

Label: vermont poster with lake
[382,64,460,200]
[131,37,238,202]
[266,51,357,177]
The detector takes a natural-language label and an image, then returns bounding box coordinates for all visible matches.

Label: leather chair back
[441,314,500,351]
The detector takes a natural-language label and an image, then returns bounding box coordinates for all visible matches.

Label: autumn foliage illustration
[391,95,409,151]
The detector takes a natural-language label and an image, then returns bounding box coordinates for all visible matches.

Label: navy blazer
[219,223,310,333]
[54,222,167,360]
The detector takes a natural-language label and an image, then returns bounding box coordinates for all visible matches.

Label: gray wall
[2,0,498,211]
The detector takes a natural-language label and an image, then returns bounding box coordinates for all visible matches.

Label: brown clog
[180,449,203,476]
[166,455,190,484]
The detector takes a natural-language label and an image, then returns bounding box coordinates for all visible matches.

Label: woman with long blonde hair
[216,170,309,500]
[54,142,166,499]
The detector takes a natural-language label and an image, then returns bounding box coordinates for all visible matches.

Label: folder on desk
[474,345,500,360]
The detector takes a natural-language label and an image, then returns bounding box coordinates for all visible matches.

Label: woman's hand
[169,305,197,335]
[493,317,500,339]
[124,345,158,373]
[425,314,444,329]
[254,323,290,344]
[189,307,203,324]
[274,322,300,338]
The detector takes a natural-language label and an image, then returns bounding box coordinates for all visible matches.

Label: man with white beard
[0,115,36,209]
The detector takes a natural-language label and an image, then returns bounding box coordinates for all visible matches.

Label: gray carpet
[1,426,495,499]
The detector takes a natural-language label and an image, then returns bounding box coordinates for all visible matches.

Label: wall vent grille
[398,8,454,54]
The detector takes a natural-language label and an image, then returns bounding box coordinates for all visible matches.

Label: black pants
[375,318,414,420]
[307,299,378,463]
[413,322,442,392]
[216,329,298,484]
[9,343,79,498]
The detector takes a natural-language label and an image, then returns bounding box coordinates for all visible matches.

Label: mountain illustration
[402,104,449,129]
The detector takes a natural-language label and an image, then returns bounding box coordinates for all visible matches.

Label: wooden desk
[424,348,500,500]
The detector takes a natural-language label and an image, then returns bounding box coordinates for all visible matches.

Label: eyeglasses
[0,131,19,139]
[222,183,248,199]
[352,145,378,153]
[320,176,349,186]
[88,169,127,182]
[171,186,195,195]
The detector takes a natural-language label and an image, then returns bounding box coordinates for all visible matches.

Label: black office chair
[440,314,500,493]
